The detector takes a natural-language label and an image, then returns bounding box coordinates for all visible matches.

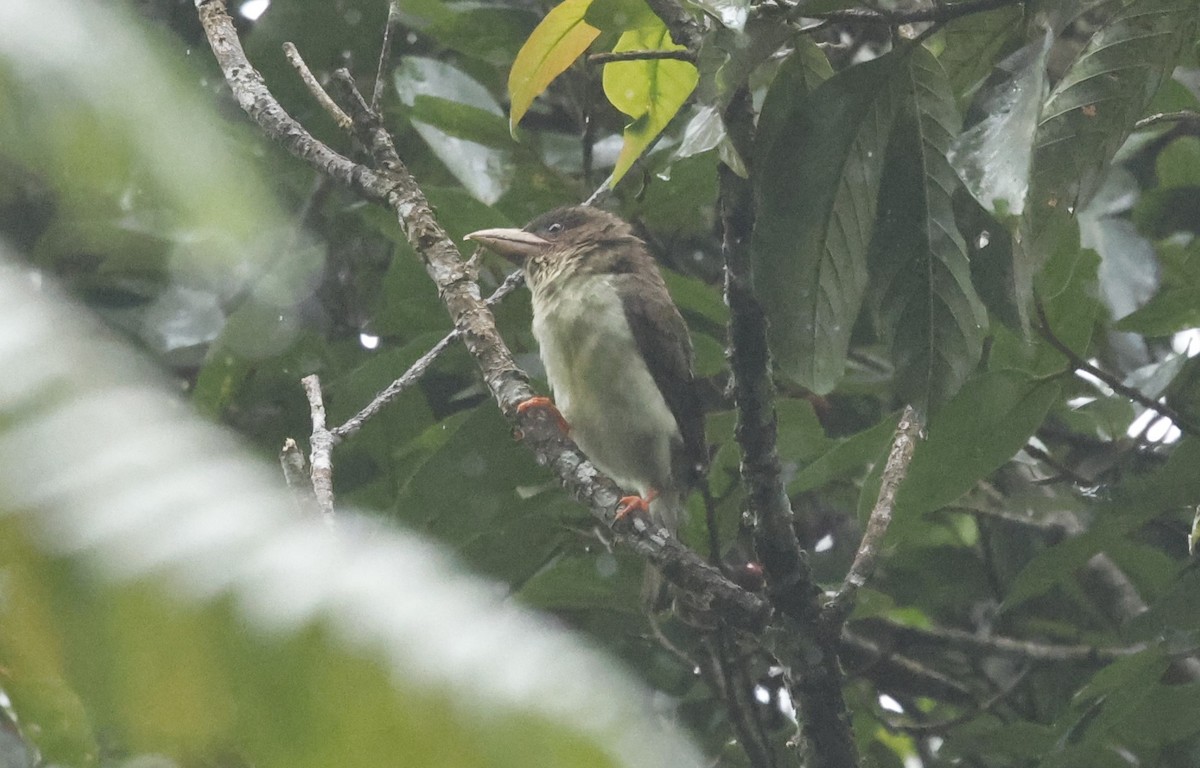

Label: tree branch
[643,0,704,50]
[1135,110,1200,133]
[282,42,351,130]
[331,271,525,440]
[720,85,855,768]
[1036,300,1199,436]
[195,0,769,633]
[588,49,697,64]
[823,407,922,628]
[371,0,402,112]
[857,619,1146,664]
[792,0,1022,24]
[302,374,336,522]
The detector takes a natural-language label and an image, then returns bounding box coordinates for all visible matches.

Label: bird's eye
[545,222,563,235]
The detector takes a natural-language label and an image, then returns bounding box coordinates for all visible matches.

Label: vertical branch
[720,86,858,768]
[823,406,921,628]
[719,89,817,621]
[302,374,336,522]
[372,0,402,111]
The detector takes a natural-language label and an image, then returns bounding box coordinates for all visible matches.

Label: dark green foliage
[5,0,1200,766]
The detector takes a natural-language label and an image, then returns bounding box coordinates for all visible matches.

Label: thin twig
[886,668,1031,736]
[1021,442,1094,488]
[861,620,1145,663]
[588,49,697,64]
[302,374,336,522]
[371,0,402,112]
[279,437,324,519]
[1035,300,1199,436]
[823,406,922,628]
[791,0,1020,24]
[643,0,704,50]
[706,632,776,768]
[840,631,973,705]
[332,270,525,439]
[1135,110,1200,132]
[282,42,352,131]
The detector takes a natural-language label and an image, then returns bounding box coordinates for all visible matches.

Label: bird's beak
[463,227,550,265]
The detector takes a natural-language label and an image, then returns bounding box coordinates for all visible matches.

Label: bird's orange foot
[516,395,570,434]
[614,489,659,527]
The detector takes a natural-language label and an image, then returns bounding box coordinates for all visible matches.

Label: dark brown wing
[614,267,707,489]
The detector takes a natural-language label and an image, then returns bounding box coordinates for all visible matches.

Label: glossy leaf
[508,0,601,132]
[601,20,699,185]
[752,50,905,393]
[868,47,986,412]
[948,30,1053,220]
[395,58,516,204]
[937,4,1023,100]
[691,0,749,31]
[1028,0,1199,226]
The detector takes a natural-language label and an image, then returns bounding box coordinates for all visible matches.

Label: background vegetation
[2,0,1200,766]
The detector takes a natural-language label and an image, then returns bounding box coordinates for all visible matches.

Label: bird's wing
[615,270,708,487]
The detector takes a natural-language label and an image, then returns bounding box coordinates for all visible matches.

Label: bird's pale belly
[532,277,680,498]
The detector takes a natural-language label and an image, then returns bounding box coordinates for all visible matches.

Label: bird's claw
[516,396,570,434]
[614,489,659,528]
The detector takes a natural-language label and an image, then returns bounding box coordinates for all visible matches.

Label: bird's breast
[530,275,681,496]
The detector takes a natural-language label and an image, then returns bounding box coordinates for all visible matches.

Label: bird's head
[465,206,645,294]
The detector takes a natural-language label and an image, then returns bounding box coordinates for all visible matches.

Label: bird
[465,206,707,540]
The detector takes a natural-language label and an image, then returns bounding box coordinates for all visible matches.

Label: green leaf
[601,19,699,185]
[1028,0,1199,227]
[790,411,900,495]
[868,47,987,412]
[508,0,601,132]
[751,50,906,393]
[936,4,1023,100]
[425,7,538,67]
[1115,286,1200,335]
[584,0,656,33]
[891,371,1060,538]
[947,31,1053,220]
[395,58,516,204]
[410,95,514,148]
[752,38,833,173]
[690,0,749,31]
[989,232,1100,378]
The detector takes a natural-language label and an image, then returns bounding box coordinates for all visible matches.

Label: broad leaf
[752,37,833,171]
[751,50,906,393]
[948,30,1053,220]
[601,18,699,185]
[868,47,987,412]
[889,371,1060,540]
[937,4,1023,100]
[1028,0,1199,226]
[508,0,601,132]
[395,58,515,204]
[691,0,749,31]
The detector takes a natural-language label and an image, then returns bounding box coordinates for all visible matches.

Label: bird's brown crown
[521,206,650,291]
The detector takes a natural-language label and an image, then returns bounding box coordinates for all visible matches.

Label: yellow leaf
[601,20,698,185]
[508,0,600,134]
